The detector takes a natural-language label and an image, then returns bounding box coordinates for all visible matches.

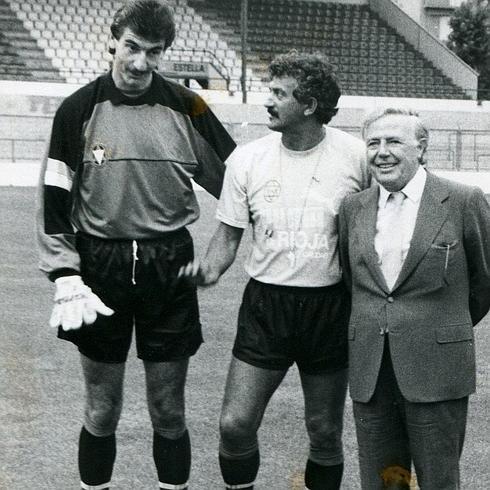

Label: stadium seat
[2,0,249,90]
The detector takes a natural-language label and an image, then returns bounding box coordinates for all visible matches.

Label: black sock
[78,426,115,489]
[219,450,260,489]
[153,430,191,488]
[305,460,343,490]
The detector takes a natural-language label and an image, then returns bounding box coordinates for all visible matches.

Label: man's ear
[304,97,318,117]
[418,138,428,163]
[108,37,116,55]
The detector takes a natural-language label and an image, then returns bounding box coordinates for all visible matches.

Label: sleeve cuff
[48,268,80,282]
[216,213,249,229]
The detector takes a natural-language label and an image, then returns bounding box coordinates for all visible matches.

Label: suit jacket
[338,171,490,403]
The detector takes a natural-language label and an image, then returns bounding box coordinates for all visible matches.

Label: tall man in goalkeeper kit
[180,52,370,490]
[36,1,235,489]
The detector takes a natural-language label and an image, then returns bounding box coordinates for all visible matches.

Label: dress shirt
[375,166,427,270]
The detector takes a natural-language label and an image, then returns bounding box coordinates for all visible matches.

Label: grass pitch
[0,187,488,489]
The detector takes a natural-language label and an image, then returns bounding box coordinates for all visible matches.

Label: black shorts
[58,229,202,363]
[233,278,350,374]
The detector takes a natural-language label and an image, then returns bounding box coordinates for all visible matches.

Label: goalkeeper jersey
[37,72,236,280]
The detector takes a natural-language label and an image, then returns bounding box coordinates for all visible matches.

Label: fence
[0,137,46,163]
[2,128,490,172]
[426,129,490,171]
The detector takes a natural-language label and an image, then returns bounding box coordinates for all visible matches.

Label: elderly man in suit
[338,108,490,489]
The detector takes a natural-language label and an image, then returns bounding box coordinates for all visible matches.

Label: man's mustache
[128,69,149,76]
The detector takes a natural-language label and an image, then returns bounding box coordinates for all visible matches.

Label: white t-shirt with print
[217,127,369,287]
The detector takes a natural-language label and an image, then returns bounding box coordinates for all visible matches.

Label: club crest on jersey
[91,143,108,166]
[263,180,281,203]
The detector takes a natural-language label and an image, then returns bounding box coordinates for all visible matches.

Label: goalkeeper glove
[49,275,114,331]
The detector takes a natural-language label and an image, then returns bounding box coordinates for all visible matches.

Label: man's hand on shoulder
[50,275,114,331]
[178,259,219,287]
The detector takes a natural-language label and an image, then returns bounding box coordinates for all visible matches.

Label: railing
[166,48,232,92]
[426,148,456,169]
[0,137,46,163]
[476,154,490,172]
[2,129,490,171]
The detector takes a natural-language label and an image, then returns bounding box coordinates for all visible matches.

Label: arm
[37,98,113,329]
[463,188,490,326]
[189,94,236,198]
[181,141,248,285]
[180,221,244,286]
[36,100,81,280]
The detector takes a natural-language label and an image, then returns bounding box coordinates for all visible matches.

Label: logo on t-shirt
[263,180,281,202]
[91,143,107,166]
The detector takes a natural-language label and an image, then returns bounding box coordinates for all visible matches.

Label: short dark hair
[110,0,176,48]
[269,51,340,125]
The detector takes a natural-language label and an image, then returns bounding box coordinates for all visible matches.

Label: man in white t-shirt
[180,52,370,490]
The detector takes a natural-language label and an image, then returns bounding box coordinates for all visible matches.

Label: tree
[447,0,490,100]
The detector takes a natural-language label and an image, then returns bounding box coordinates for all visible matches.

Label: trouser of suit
[352,338,468,489]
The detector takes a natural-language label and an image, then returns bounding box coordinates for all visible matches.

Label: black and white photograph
[1,0,489,488]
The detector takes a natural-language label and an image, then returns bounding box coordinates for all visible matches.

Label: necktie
[379,191,406,290]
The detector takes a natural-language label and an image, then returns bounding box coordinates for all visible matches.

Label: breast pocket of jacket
[428,239,460,286]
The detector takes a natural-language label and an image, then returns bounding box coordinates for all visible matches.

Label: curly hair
[110,0,175,48]
[269,51,341,125]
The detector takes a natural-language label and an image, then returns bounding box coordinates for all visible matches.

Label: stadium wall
[1,81,490,192]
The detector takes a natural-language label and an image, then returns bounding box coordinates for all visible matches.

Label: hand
[178,259,219,287]
[49,276,114,331]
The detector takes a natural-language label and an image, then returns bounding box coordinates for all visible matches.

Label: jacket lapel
[393,173,450,290]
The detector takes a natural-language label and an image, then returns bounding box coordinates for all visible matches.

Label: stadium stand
[0,0,468,98]
[3,0,255,91]
[188,0,468,99]
[0,0,60,81]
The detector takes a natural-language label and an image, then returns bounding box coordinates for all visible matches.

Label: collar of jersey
[103,72,159,106]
